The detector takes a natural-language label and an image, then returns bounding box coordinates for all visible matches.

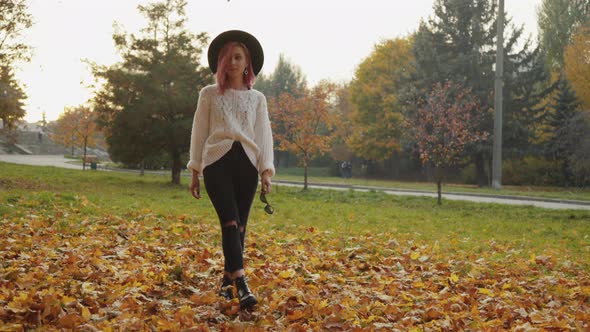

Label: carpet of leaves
[1,195,589,331]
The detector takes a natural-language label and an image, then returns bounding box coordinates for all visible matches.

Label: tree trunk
[303,158,309,190]
[171,152,181,185]
[437,179,442,205]
[140,160,145,177]
[82,140,87,171]
[474,152,488,187]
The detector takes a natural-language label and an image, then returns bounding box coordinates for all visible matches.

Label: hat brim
[207,30,264,76]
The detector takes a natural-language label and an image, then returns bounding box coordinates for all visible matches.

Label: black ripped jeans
[203,141,258,273]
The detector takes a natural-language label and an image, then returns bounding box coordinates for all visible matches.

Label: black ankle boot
[235,276,257,309]
[219,275,234,300]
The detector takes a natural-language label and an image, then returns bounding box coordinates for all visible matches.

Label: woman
[187,30,274,310]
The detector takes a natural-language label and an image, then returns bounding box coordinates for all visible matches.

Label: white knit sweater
[187,84,275,177]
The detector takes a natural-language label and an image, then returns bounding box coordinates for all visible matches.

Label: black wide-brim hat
[207,30,264,75]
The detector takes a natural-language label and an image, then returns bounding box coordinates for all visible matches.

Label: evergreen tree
[404,0,552,186]
[537,0,590,70]
[0,65,26,130]
[545,77,581,185]
[92,0,211,184]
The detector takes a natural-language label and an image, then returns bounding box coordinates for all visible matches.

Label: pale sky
[16,0,542,122]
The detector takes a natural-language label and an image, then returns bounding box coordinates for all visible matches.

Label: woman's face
[225,45,248,80]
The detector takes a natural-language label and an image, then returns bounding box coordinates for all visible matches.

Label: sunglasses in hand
[260,192,274,215]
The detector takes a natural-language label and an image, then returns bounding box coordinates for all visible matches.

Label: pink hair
[216,41,256,94]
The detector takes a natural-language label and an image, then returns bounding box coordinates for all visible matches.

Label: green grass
[274,167,590,201]
[2,161,589,267]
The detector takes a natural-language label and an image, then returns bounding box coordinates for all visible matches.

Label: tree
[567,110,590,186]
[407,82,488,204]
[329,83,355,162]
[91,0,211,184]
[51,106,99,170]
[270,81,336,189]
[347,37,413,162]
[545,77,582,185]
[406,0,552,186]
[255,54,307,168]
[564,25,590,110]
[537,0,590,70]
[0,65,25,130]
[0,0,33,64]
[255,54,307,99]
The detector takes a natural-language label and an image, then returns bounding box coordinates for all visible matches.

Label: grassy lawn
[274,167,590,201]
[1,162,589,330]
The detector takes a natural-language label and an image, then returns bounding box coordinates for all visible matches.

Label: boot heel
[235,276,257,309]
[219,275,234,300]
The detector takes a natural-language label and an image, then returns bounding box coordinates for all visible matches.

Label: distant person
[345,161,352,178]
[187,30,274,310]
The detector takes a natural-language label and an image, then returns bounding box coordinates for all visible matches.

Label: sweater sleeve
[254,94,275,177]
[187,87,211,174]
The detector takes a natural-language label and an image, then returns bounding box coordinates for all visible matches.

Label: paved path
[2,154,589,211]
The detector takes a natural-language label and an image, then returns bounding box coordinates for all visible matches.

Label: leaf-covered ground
[1,192,589,331]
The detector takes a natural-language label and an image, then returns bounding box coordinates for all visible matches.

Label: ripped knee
[223,220,238,229]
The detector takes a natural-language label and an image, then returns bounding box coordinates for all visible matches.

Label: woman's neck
[228,77,247,90]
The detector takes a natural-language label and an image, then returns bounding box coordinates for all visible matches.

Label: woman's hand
[190,170,201,199]
[261,170,272,194]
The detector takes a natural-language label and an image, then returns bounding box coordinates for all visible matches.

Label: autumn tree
[91,0,211,184]
[347,37,413,163]
[537,0,590,70]
[564,25,590,110]
[51,106,99,170]
[255,55,307,168]
[270,82,336,189]
[407,82,488,204]
[0,0,33,64]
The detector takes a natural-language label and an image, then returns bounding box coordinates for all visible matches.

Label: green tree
[537,0,590,70]
[255,54,307,99]
[348,37,413,162]
[545,77,582,185]
[406,0,552,186]
[0,0,32,130]
[0,65,25,130]
[567,110,590,186]
[91,0,211,184]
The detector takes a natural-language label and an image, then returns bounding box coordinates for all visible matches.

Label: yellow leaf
[478,288,493,296]
[81,305,91,321]
[61,296,77,306]
[410,251,420,260]
[450,273,459,283]
[279,269,296,279]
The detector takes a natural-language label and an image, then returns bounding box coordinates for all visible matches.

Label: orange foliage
[269,82,337,187]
